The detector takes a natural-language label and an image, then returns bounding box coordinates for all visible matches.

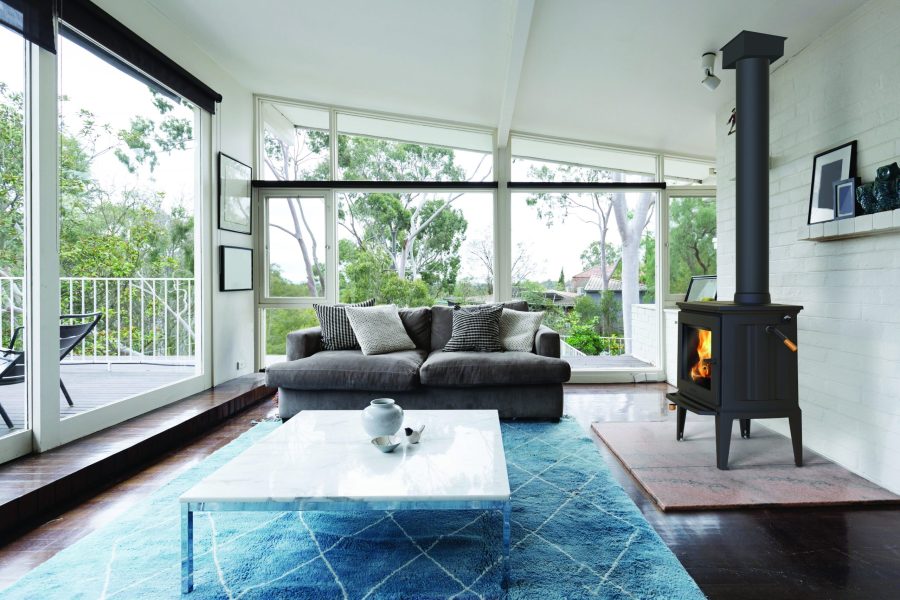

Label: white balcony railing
[0,277,195,366]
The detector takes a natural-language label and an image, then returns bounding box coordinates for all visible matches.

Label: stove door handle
[766,326,798,352]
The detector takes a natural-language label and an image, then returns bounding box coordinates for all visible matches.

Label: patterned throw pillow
[500,309,544,352]
[443,304,503,353]
[344,304,416,356]
[313,299,375,350]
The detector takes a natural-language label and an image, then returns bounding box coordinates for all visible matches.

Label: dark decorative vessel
[667,31,803,470]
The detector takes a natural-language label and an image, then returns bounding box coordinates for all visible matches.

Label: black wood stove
[666,31,804,470]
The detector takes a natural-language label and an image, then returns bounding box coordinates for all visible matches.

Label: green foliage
[580,240,620,275]
[556,268,566,291]
[565,318,624,356]
[338,240,434,307]
[669,197,716,294]
[265,308,318,356]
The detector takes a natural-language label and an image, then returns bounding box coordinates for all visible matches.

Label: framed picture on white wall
[219,153,252,234]
[808,141,856,224]
[220,245,253,291]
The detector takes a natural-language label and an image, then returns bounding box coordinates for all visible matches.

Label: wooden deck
[0,362,196,432]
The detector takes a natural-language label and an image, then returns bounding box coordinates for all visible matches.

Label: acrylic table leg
[502,501,511,591]
[181,504,194,594]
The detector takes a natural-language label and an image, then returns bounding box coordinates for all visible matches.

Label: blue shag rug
[3,419,704,599]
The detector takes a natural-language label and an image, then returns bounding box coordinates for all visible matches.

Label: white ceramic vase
[361,398,404,438]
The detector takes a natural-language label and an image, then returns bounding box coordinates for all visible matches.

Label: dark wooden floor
[1,383,898,598]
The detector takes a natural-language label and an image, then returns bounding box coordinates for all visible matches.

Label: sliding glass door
[53,32,203,432]
[0,26,29,461]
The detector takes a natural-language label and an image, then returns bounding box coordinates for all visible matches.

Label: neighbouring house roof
[543,289,578,306]
[571,265,619,293]
[583,276,647,293]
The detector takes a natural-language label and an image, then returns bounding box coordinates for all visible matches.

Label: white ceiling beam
[496,0,535,148]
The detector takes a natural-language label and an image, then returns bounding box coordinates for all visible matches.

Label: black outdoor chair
[0,312,103,428]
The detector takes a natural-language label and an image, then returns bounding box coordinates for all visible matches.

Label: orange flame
[690,329,712,382]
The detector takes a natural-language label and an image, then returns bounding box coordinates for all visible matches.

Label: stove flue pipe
[721,31,786,305]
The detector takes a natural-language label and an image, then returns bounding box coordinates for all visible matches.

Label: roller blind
[0,0,56,52]
[59,0,222,113]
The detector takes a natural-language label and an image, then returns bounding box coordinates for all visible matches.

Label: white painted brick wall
[630,304,658,365]
[716,0,900,493]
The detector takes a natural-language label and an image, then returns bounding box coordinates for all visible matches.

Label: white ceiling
[146,0,867,157]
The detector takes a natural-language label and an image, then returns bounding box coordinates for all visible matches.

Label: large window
[512,190,658,369]
[511,136,657,182]
[265,195,328,298]
[255,97,716,376]
[56,34,199,418]
[0,27,27,441]
[668,195,717,298]
[260,102,330,180]
[337,114,493,182]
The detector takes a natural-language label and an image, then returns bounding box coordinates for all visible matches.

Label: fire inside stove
[686,327,712,389]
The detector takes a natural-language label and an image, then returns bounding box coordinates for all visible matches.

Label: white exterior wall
[716,0,900,493]
[630,304,658,365]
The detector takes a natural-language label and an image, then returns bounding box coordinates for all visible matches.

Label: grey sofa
[266,302,571,421]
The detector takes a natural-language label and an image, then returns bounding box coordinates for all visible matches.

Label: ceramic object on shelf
[371,436,401,453]
[361,398,404,438]
[404,424,425,444]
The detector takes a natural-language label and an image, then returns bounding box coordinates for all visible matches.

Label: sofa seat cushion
[419,350,571,387]
[267,349,428,392]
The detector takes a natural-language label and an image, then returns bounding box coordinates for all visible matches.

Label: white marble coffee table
[179,409,511,593]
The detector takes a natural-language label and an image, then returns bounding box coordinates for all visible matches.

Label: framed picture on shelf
[808,140,856,224]
[685,275,717,302]
[220,245,253,291]
[218,153,252,234]
[833,177,859,220]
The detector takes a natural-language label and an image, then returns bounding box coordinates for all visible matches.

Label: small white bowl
[371,436,401,453]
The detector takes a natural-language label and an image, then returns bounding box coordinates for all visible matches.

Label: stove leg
[739,419,751,439]
[676,407,686,441]
[715,416,732,470]
[789,411,803,467]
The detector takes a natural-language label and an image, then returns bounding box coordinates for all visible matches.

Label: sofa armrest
[534,326,561,359]
[286,327,322,361]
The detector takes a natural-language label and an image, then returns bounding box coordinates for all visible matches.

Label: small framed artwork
[833,177,859,220]
[218,153,252,234]
[808,140,856,224]
[220,246,253,291]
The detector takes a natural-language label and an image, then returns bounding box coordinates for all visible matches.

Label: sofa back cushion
[430,301,529,351]
[399,307,431,350]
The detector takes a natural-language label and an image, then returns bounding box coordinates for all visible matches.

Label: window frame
[663,186,717,306]
[0,27,215,463]
[251,94,715,383]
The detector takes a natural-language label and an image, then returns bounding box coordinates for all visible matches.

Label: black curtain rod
[252,181,500,190]
[251,181,666,190]
[507,181,666,190]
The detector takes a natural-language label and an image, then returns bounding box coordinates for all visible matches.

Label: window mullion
[26,42,61,452]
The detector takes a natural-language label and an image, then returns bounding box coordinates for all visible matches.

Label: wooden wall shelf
[798,209,900,241]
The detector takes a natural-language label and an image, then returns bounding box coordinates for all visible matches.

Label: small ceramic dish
[371,435,401,453]
[404,424,425,444]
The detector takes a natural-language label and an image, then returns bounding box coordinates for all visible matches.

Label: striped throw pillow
[313,299,375,350]
[443,304,503,353]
